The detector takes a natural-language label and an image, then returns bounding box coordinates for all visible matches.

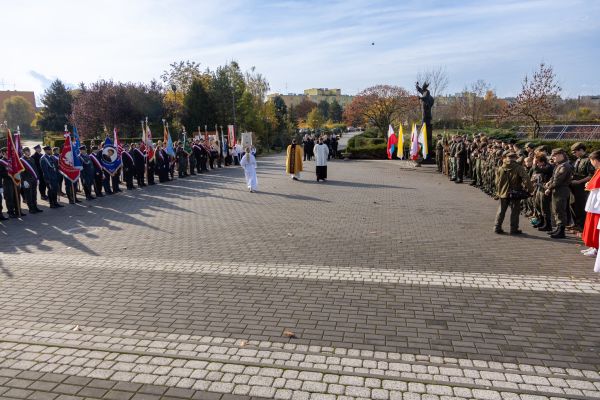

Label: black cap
[80,145,87,151]
[43,145,51,151]
[33,144,41,150]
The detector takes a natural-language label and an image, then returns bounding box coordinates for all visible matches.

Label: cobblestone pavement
[0,154,599,400]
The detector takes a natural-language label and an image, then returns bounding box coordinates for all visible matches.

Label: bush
[518,139,600,161]
[362,127,381,138]
[346,143,387,159]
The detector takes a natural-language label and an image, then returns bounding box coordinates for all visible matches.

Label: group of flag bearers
[0,120,240,220]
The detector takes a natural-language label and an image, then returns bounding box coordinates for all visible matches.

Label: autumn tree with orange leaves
[343,85,419,138]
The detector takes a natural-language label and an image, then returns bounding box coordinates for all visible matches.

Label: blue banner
[100,137,123,175]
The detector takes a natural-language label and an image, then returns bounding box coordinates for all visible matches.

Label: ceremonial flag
[114,128,123,158]
[59,133,81,182]
[386,124,397,160]
[397,124,405,159]
[72,127,83,170]
[164,124,175,157]
[409,123,419,160]
[14,126,22,157]
[228,125,236,147]
[145,124,155,161]
[418,123,429,159]
[100,137,122,175]
[4,129,25,184]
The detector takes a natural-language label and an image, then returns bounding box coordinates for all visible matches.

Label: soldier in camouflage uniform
[449,136,458,181]
[570,142,594,231]
[545,148,574,239]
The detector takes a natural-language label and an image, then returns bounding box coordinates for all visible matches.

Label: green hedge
[346,143,387,159]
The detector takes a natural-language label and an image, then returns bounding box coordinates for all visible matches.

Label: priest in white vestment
[314,137,330,182]
[240,147,258,192]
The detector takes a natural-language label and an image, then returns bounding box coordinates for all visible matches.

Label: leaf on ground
[239,340,248,347]
[283,329,296,338]
[71,325,81,331]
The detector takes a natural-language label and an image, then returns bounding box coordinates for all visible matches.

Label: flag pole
[13,179,21,217]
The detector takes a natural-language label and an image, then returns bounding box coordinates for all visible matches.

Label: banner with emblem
[100,137,123,175]
[59,133,81,182]
[4,129,25,184]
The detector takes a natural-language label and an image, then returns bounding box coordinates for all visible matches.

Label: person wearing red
[581,151,600,259]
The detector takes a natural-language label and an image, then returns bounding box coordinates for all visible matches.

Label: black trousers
[94,174,103,196]
[38,177,47,197]
[124,170,135,189]
[21,182,38,211]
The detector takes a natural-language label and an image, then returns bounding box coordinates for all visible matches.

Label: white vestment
[240,153,258,190]
[314,143,329,167]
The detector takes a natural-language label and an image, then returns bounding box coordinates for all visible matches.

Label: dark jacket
[495,160,533,199]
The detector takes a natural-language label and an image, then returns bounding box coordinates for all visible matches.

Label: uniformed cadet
[176,143,189,178]
[454,135,467,184]
[545,148,574,239]
[494,151,533,234]
[79,146,96,200]
[449,136,458,181]
[122,144,136,190]
[40,145,63,208]
[570,142,594,231]
[20,147,43,213]
[0,147,22,217]
[435,135,444,173]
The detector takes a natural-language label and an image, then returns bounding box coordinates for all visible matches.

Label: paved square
[1,154,599,399]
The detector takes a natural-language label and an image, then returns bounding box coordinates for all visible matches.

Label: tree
[161,60,205,125]
[182,78,216,133]
[210,61,246,127]
[1,96,35,133]
[416,66,449,97]
[329,99,343,123]
[317,100,330,120]
[295,99,317,121]
[503,63,561,138]
[343,85,419,137]
[307,108,325,130]
[38,79,73,132]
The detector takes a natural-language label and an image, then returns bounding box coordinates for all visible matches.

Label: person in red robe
[581,150,600,258]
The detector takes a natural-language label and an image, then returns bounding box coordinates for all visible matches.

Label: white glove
[0,188,3,195]
[23,181,30,189]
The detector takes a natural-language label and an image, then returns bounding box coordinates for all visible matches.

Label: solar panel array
[515,125,600,140]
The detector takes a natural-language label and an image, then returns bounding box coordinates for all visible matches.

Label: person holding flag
[386,125,398,160]
[409,123,420,161]
[40,145,62,208]
[0,129,26,218]
[59,129,82,204]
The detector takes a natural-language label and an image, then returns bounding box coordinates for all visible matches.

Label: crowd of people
[435,133,600,271]
[0,137,248,220]
[302,133,339,161]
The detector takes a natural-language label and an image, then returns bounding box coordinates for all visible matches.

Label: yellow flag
[397,124,404,159]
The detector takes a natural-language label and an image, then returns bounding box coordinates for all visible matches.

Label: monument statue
[416,82,434,159]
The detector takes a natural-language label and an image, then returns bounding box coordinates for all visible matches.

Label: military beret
[570,142,586,151]
[551,148,566,155]
[43,145,51,151]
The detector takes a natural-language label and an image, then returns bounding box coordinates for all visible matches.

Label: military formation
[436,134,595,239]
[0,138,245,220]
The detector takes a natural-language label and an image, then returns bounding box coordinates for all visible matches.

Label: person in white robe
[240,147,258,192]
[314,137,329,182]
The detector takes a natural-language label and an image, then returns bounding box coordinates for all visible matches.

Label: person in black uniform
[90,146,104,197]
[79,146,96,200]
[41,146,63,208]
[122,143,136,190]
[31,144,48,200]
[20,147,43,213]
[131,143,146,187]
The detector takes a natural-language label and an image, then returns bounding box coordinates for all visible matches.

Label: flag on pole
[99,137,122,175]
[418,124,429,159]
[164,123,175,157]
[228,125,236,147]
[397,124,404,159]
[145,124,155,161]
[386,124,398,160]
[14,126,22,157]
[72,127,83,170]
[409,123,419,160]
[4,129,25,184]
[59,133,81,182]
[113,128,123,158]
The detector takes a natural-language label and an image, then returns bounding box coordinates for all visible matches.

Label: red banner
[6,129,24,184]
[59,134,81,182]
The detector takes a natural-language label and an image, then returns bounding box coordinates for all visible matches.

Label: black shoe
[450,178,456,181]
[56,203,64,208]
[9,213,19,218]
[75,199,82,203]
[550,226,566,239]
[292,177,299,181]
[509,230,523,235]
[538,224,552,231]
[41,195,49,201]
[0,214,7,221]
[494,228,505,234]
[455,180,462,184]
[546,227,559,235]
[34,208,43,213]
[69,201,75,204]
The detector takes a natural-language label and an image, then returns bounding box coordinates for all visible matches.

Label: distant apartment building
[0,90,37,110]
[268,88,354,108]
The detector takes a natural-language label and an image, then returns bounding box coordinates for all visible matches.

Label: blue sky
[2,0,599,102]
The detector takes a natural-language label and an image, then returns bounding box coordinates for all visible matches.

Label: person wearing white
[314,137,329,182]
[240,147,258,192]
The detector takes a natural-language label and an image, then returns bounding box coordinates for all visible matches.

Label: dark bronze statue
[416,81,434,159]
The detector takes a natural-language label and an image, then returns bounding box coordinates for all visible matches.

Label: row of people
[302,134,339,161]
[0,138,242,220]
[436,135,595,242]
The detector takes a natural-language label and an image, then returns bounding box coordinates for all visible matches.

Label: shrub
[346,143,387,159]
[362,127,381,138]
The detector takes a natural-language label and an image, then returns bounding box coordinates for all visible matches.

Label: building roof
[0,90,36,110]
